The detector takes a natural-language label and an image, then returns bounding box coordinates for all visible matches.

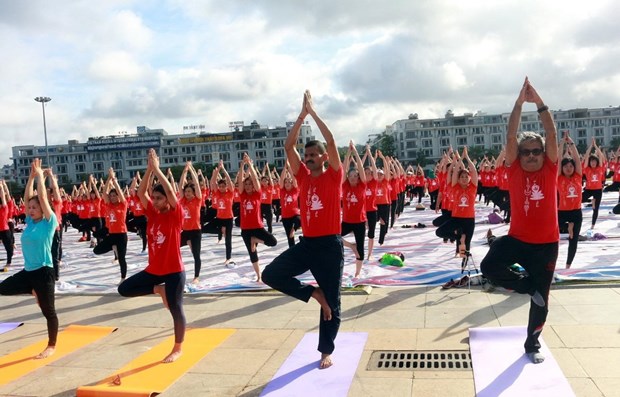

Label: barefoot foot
[35,345,55,359]
[319,353,333,369]
[311,287,332,321]
[162,344,182,363]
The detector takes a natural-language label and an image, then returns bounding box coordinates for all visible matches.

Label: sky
[1,0,619,166]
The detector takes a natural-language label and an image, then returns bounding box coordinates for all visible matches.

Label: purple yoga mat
[260,332,368,397]
[469,326,575,397]
[0,322,23,335]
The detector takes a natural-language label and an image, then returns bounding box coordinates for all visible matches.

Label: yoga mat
[0,324,117,386]
[76,328,235,397]
[469,326,575,397]
[260,332,368,397]
[0,322,23,335]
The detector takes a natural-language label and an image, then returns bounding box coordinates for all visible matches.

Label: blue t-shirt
[22,213,58,271]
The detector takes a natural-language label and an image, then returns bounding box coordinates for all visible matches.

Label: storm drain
[368,350,471,371]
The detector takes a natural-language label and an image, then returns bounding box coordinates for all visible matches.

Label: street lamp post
[34,96,52,167]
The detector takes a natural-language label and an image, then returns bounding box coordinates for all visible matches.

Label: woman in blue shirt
[0,158,58,359]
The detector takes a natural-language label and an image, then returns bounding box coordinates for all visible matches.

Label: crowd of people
[1,83,620,365]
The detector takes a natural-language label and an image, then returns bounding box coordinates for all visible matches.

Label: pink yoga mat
[260,332,367,397]
[0,322,23,335]
[469,326,575,397]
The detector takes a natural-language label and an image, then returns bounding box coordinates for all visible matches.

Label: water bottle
[586,229,593,239]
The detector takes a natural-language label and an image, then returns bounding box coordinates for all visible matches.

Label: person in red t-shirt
[279,162,301,248]
[118,148,186,364]
[557,132,583,269]
[260,163,274,234]
[581,137,607,229]
[237,154,277,282]
[128,173,148,253]
[94,168,129,281]
[435,148,478,256]
[177,162,203,283]
[262,90,344,370]
[342,141,367,277]
[604,146,620,192]
[0,180,13,272]
[361,145,379,259]
[480,77,558,364]
[375,150,392,245]
[204,160,235,266]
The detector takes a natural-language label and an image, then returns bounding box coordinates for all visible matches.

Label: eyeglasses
[519,148,544,157]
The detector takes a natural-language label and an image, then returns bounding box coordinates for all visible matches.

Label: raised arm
[505,79,528,166]
[463,147,478,185]
[351,142,366,184]
[284,93,309,176]
[305,90,342,172]
[526,80,557,163]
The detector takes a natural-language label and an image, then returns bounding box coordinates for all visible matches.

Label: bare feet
[319,353,333,369]
[35,345,55,359]
[154,285,169,309]
[311,287,332,321]
[192,277,199,284]
[162,343,182,363]
[354,259,363,278]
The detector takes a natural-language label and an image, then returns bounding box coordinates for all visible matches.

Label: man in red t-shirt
[480,78,558,364]
[262,90,344,370]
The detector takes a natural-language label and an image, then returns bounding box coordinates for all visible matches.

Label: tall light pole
[34,96,52,167]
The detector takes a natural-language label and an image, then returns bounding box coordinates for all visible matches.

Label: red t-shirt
[233,189,240,203]
[88,198,102,218]
[105,201,128,234]
[389,179,399,201]
[342,180,367,223]
[0,205,8,231]
[144,201,184,275]
[52,199,63,231]
[427,177,440,192]
[280,187,300,218]
[296,163,343,237]
[240,190,263,229]
[375,179,391,205]
[179,196,201,231]
[557,173,583,211]
[364,179,378,212]
[583,165,606,190]
[497,166,510,191]
[507,157,559,244]
[260,185,273,204]
[212,190,234,219]
[131,196,146,216]
[451,183,477,218]
[272,185,281,201]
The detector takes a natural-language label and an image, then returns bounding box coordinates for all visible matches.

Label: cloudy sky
[1,0,619,166]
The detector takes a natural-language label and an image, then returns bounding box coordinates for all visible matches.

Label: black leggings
[366,210,377,240]
[377,204,390,245]
[180,229,202,278]
[413,186,425,203]
[558,209,582,266]
[261,203,273,234]
[131,215,148,251]
[0,266,58,346]
[51,229,63,280]
[203,218,233,260]
[241,228,277,263]
[94,232,128,278]
[262,235,343,354]
[118,270,186,344]
[480,236,558,353]
[0,229,14,265]
[429,190,439,210]
[582,188,603,227]
[390,199,398,228]
[282,215,301,248]
[341,222,366,260]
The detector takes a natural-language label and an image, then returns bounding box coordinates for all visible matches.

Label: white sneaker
[226,261,237,269]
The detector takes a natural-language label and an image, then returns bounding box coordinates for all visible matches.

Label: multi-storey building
[11,121,314,187]
[390,106,620,164]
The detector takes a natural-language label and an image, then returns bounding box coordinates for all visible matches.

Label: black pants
[203,218,234,260]
[132,215,148,251]
[429,190,439,210]
[582,188,603,227]
[282,215,301,248]
[0,266,58,346]
[480,236,558,353]
[558,209,582,266]
[377,204,390,245]
[272,199,281,222]
[435,217,475,252]
[262,235,343,354]
[432,209,451,228]
[94,232,128,278]
[180,229,202,278]
[51,229,62,280]
[390,199,398,228]
[261,203,273,234]
[241,228,277,264]
[118,270,186,344]
[413,186,425,203]
[366,210,377,240]
[0,229,14,265]
[341,222,365,260]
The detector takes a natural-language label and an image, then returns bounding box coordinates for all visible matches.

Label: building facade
[11,121,315,187]
[390,106,620,164]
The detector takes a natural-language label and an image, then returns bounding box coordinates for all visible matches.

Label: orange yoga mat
[76,328,235,397]
[0,324,117,386]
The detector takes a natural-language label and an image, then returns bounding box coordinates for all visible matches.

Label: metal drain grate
[368,350,471,371]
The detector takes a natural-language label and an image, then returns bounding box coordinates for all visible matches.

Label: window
[594,128,604,137]
[457,137,467,146]
[57,165,67,174]
[255,150,267,159]
[474,136,484,145]
[406,131,416,139]
[423,139,433,148]
[93,162,104,171]
[612,127,620,137]
[274,149,284,158]
[440,138,450,147]
[456,128,466,136]
[577,129,587,138]
[75,164,85,173]
[492,134,503,144]
[406,141,417,149]
[111,161,122,170]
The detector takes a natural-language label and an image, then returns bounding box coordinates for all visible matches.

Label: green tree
[609,137,620,151]
[415,150,428,167]
[370,132,396,157]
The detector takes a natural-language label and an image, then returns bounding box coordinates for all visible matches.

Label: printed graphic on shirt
[305,186,324,224]
[566,183,579,198]
[523,177,545,215]
[457,194,469,207]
